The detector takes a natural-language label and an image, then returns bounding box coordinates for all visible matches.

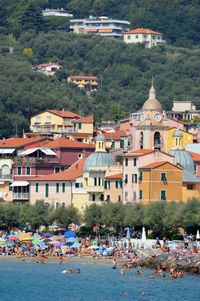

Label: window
[116,180,122,188]
[194,164,197,175]
[118,195,121,202]
[26,167,31,175]
[134,158,137,166]
[127,35,131,39]
[56,183,59,193]
[187,184,193,190]
[55,167,61,174]
[132,174,134,183]
[125,158,128,166]
[35,116,41,123]
[125,174,128,184]
[143,34,146,38]
[161,190,166,200]
[152,35,155,40]
[139,190,143,200]
[154,132,161,150]
[161,173,167,183]
[45,202,49,206]
[133,191,137,201]
[111,141,115,148]
[62,183,65,193]
[45,184,49,198]
[94,177,97,186]
[17,167,22,175]
[140,132,144,149]
[62,202,65,207]
[135,35,138,39]
[125,192,128,200]
[107,195,110,201]
[135,174,138,184]
[100,194,104,201]
[78,123,82,129]
[56,202,59,208]
[45,116,51,123]
[139,172,143,182]
[78,153,82,159]
[75,183,79,188]
[158,36,160,40]
[120,139,124,149]
[98,177,101,186]
[9,183,12,191]
[104,181,110,189]
[36,183,39,193]
[92,194,95,201]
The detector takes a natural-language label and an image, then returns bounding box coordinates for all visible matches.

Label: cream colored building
[123,28,165,48]
[0,159,13,202]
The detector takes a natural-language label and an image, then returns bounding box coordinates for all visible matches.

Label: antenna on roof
[151,75,154,88]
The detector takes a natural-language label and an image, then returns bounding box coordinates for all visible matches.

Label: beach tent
[64,231,76,238]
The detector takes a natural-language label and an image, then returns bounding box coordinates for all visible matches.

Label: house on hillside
[42,8,73,17]
[33,63,62,76]
[123,28,165,48]
[67,76,98,91]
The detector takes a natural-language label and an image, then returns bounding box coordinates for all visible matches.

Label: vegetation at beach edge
[1,198,200,239]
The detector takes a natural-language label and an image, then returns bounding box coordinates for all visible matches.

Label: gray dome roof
[173,129,183,138]
[84,152,116,172]
[96,133,106,141]
[169,149,194,173]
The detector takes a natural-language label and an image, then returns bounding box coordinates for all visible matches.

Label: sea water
[0,259,200,301]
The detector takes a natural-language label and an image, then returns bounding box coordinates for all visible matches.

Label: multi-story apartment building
[70,16,130,38]
[67,76,98,90]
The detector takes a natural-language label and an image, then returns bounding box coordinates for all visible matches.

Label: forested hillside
[0,1,200,137]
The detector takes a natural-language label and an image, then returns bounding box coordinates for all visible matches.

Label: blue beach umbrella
[66,237,78,242]
[33,241,45,250]
[65,242,74,246]
[64,231,76,238]
[72,243,81,248]
[6,242,15,246]
[42,233,53,238]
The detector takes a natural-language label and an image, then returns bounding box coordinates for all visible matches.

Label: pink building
[122,149,174,203]
[29,158,86,207]
[187,151,200,178]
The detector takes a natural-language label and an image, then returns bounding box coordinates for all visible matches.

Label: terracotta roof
[47,110,82,118]
[68,76,98,80]
[105,173,122,179]
[29,157,87,181]
[36,63,61,68]
[109,148,121,152]
[101,130,127,140]
[77,115,94,123]
[44,138,95,149]
[123,149,174,158]
[140,161,182,170]
[124,28,163,35]
[0,137,48,148]
[187,151,200,162]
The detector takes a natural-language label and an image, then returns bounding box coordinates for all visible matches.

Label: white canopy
[0,148,15,154]
[10,181,29,187]
[19,147,56,156]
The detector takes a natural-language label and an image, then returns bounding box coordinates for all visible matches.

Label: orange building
[138,161,182,204]
[104,173,122,203]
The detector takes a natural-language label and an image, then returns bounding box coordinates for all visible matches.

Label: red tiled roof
[124,28,163,35]
[187,151,200,161]
[123,149,174,158]
[36,63,61,67]
[140,161,182,170]
[100,130,127,140]
[47,110,82,118]
[77,115,94,123]
[68,76,98,80]
[29,157,87,181]
[105,173,122,179]
[44,138,95,149]
[0,137,48,148]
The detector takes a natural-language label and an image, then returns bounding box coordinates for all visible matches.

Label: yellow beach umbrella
[19,233,32,240]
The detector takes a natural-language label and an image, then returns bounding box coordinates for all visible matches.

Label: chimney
[3,137,5,144]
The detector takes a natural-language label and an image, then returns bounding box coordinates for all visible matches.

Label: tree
[124,203,144,229]
[23,47,33,58]
[181,198,200,234]
[28,200,49,230]
[20,2,45,32]
[101,202,125,232]
[84,204,102,228]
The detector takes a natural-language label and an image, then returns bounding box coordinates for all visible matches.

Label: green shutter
[18,167,21,175]
[116,181,118,188]
[36,183,39,193]
[135,174,138,184]
[45,184,49,198]
[27,167,31,175]
[62,183,65,192]
[125,174,128,183]
[118,195,121,201]
[120,139,124,149]
[78,123,82,129]
[56,183,59,193]
[139,171,143,181]
[56,202,59,208]
[132,174,134,183]
[161,173,167,182]
[161,190,166,200]
[139,190,143,200]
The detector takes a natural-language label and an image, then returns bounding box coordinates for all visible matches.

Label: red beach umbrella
[7,236,19,241]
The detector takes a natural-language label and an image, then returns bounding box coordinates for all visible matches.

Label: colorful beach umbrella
[42,233,53,238]
[49,241,60,245]
[7,236,19,241]
[64,231,76,238]
[19,233,31,240]
[88,245,100,249]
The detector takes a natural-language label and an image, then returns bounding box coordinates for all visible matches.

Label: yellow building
[138,161,182,204]
[30,110,82,138]
[67,76,98,90]
[72,115,94,143]
[182,169,200,202]
[167,127,193,152]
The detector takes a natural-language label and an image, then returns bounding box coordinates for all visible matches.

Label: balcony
[14,157,60,165]
[12,193,29,199]
[87,186,104,193]
[32,127,55,133]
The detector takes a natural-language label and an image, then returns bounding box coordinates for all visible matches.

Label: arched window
[1,164,10,177]
[140,132,144,149]
[154,132,161,150]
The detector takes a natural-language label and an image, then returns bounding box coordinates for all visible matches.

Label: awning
[19,147,56,156]
[10,181,29,187]
[0,148,15,154]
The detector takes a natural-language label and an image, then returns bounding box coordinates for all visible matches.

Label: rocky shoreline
[129,253,200,275]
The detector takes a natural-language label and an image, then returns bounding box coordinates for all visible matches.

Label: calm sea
[0,259,199,301]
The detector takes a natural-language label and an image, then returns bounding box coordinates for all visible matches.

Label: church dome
[173,129,183,138]
[169,149,194,174]
[96,133,106,141]
[83,152,116,172]
[142,85,162,111]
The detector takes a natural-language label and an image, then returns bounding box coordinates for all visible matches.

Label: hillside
[1,31,200,137]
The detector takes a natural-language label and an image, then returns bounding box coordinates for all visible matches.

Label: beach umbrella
[0,238,6,242]
[32,238,40,243]
[88,245,100,249]
[33,241,45,250]
[50,235,60,241]
[66,237,78,242]
[42,238,51,243]
[142,227,147,243]
[54,243,64,247]
[6,242,15,246]
[7,236,19,241]
[8,234,19,238]
[19,233,31,240]
[42,233,53,238]
[20,237,33,241]
[32,234,41,239]
[65,242,74,246]
[64,231,76,238]
[72,243,81,248]
[196,230,200,240]
[49,241,60,245]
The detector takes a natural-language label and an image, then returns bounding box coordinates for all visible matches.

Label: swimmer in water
[77,268,80,274]
[123,291,128,296]
[120,266,124,276]
[149,272,155,279]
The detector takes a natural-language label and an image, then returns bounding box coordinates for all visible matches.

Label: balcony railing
[87,186,104,193]
[12,193,29,199]
[14,157,60,165]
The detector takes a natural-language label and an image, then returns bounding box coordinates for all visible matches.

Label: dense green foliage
[1,30,200,137]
